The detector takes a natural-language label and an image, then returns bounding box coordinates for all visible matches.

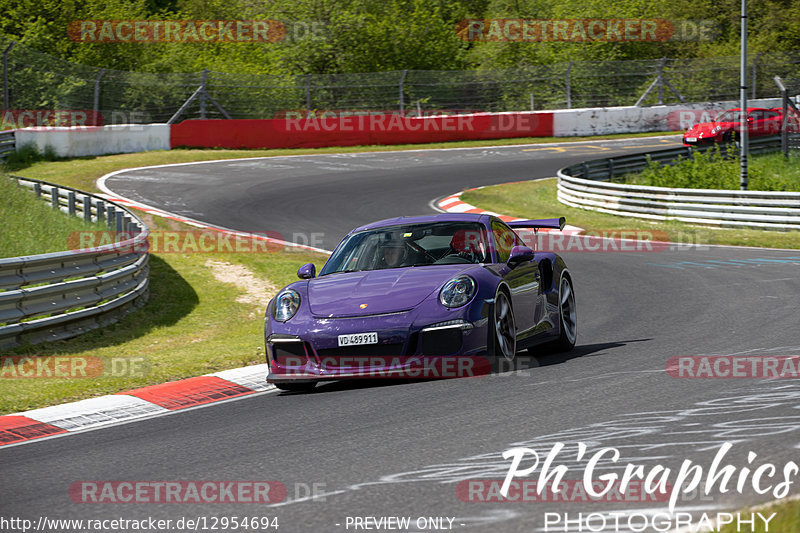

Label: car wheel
[494,291,516,362]
[555,274,577,351]
[275,382,316,393]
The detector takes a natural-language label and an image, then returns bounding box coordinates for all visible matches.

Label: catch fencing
[0,176,150,349]
[2,36,800,124]
[557,136,800,230]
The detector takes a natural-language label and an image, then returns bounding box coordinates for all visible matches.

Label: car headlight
[439,276,476,308]
[273,289,301,322]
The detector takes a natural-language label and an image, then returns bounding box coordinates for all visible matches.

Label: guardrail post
[96,200,105,223]
[83,195,92,221]
[608,159,614,179]
[115,211,124,234]
[67,191,76,216]
[33,182,41,197]
[50,187,59,209]
[582,162,590,179]
[106,205,115,230]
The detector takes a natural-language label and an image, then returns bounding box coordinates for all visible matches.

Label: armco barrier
[0,130,14,160]
[0,176,150,349]
[170,112,554,149]
[557,136,800,230]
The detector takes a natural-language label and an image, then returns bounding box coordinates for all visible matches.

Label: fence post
[657,57,666,105]
[93,69,105,126]
[751,52,762,100]
[67,191,76,216]
[3,41,15,110]
[530,92,534,112]
[305,74,311,114]
[775,75,789,157]
[51,187,59,209]
[565,61,573,109]
[199,68,208,119]
[399,70,408,115]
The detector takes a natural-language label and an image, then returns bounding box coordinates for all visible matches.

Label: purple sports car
[265,213,576,392]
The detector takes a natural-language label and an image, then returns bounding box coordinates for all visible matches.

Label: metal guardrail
[0,176,150,348]
[557,136,800,230]
[0,130,14,160]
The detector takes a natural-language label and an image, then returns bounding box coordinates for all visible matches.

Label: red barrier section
[170,112,554,149]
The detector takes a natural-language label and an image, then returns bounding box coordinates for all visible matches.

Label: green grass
[0,244,326,414]
[621,149,800,191]
[1,153,330,414]
[718,498,800,532]
[0,175,107,257]
[461,179,800,249]
[6,130,678,194]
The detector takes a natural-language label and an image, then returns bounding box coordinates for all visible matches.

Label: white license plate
[685,137,697,142]
[338,332,378,347]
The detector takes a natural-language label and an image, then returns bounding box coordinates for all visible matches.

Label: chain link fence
[2,37,800,125]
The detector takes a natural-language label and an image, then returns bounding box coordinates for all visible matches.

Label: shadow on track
[274,339,650,395]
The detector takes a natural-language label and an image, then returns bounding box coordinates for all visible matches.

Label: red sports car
[682,107,783,146]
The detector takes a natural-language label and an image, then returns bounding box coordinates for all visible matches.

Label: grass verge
[718,498,800,532]
[0,175,106,257]
[461,179,800,249]
[1,167,328,414]
[621,148,800,191]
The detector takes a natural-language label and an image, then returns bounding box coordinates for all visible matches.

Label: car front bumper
[266,303,493,383]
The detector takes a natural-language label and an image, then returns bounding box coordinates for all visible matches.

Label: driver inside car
[379,239,408,268]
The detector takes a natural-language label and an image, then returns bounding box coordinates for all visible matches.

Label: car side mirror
[297,263,316,279]
[747,116,754,123]
[508,245,534,267]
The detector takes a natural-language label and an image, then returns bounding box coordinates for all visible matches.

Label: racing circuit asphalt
[3,136,800,533]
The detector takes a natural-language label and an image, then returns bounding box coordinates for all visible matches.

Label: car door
[747,110,770,137]
[491,220,540,339]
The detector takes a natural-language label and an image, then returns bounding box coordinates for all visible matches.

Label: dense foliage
[1,0,798,74]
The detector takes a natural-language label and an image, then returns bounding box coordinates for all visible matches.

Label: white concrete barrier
[15,124,170,157]
[552,98,784,136]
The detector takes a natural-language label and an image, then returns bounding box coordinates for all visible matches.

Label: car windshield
[320,221,489,275]
[714,110,745,122]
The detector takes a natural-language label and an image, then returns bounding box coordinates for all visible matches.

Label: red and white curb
[436,187,584,234]
[0,365,276,448]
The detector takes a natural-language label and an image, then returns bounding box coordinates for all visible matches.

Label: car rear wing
[506,217,566,231]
